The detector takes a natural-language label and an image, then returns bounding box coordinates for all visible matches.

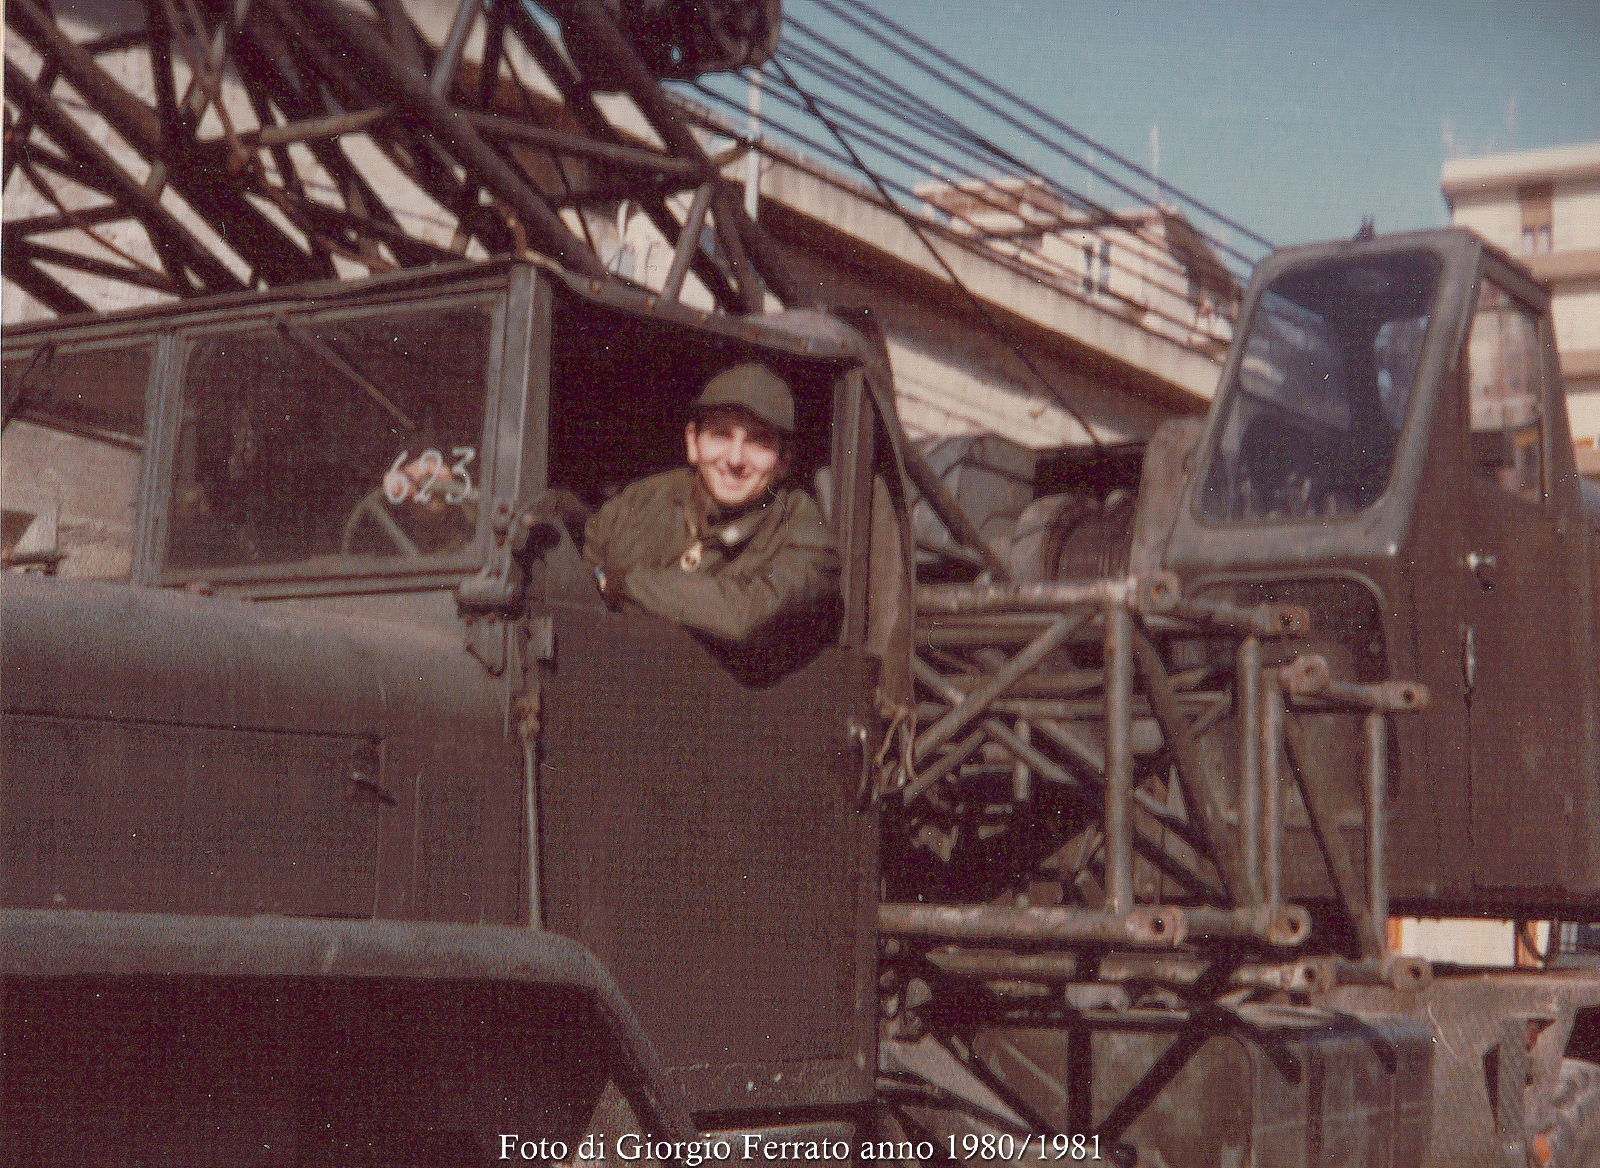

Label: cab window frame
[1190,245,1450,529]
[2,331,165,582]
[1462,268,1551,511]
[149,289,509,593]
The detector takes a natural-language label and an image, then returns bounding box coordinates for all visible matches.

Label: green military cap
[693,362,795,434]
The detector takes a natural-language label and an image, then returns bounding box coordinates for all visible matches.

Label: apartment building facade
[1442,142,1600,473]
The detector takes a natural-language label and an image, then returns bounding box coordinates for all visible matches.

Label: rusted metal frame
[879,902,1185,948]
[1104,606,1136,915]
[979,719,1216,901]
[9,146,196,295]
[298,0,605,278]
[1088,1009,1234,1146]
[1099,953,1333,995]
[899,723,985,803]
[458,26,604,263]
[3,60,244,294]
[1012,720,1032,802]
[429,0,481,99]
[660,92,810,307]
[918,576,1150,616]
[280,195,462,268]
[373,0,426,74]
[243,2,476,258]
[912,614,1083,765]
[1168,594,1310,637]
[145,0,193,144]
[1236,636,1263,905]
[559,0,766,311]
[1279,653,1431,713]
[661,183,715,302]
[229,41,307,195]
[11,0,326,286]
[903,445,1011,581]
[926,948,1080,982]
[7,239,181,293]
[1307,952,1430,991]
[4,55,60,189]
[1279,711,1382,959]
[496,0,744,310]
[1181,903,1310,947]
[1029,711,1221,851]
[1,249,93,316]
[8,142,176,285]
[225,27,414,267]
[477,0,509,110]
[911,658,1217,897]
[244,108,391,149]
[248,4,471,252]
[1364,711,1389,958]
[940,668,1104,698]
[832,370,877,649]
[80,28,154,56]
[462,112,710,182]
[961,688,1225,720]
[2,204,133,237]
[918,616,1061,648]
[1129,626,1244,903]
[1261,673,1284,912]
[4,104,28,191]
[9,0,163,154]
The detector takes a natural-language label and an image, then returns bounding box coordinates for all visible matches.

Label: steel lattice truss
[3,0,794,319]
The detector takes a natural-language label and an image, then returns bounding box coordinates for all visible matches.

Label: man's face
[685,408,788,510]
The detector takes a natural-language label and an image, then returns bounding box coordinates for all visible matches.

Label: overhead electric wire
[765,56,1107,449]
[800,0,1269,270]
[812,0,1273,257]
[687,75,1215,343]
[773,33,1210,297]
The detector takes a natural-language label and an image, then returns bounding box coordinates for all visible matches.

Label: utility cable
[822,0,1272,254]
[767,56,1106,450]
[688,79,1212,344]
[807,0,1269,267]
[771,37,1209,297]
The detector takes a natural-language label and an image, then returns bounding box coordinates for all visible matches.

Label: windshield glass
[1198,249,1442,523]
[164,302,494,580]
[3,342,153,579]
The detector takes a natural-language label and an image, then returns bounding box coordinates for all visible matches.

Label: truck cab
[1,259,907,1160]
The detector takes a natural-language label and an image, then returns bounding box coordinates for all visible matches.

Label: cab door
[1464,268,1580,891]
[530,363,886,1116]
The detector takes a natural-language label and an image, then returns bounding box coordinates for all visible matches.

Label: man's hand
[594,565,624,610]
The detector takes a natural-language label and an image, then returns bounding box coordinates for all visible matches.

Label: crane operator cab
[1163,228,1600,912]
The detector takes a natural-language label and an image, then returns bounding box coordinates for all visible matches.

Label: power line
[819,0,1273,257]
[765,56,1108,449]
[686,78,1219,344]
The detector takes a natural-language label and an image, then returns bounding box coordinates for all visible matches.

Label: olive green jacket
[582,467,840,643]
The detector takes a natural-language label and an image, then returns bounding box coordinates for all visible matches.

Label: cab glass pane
[1467,280,1543,504]
[164,304,493,578]
[1198,249,1443,523]
[2,342,153,579]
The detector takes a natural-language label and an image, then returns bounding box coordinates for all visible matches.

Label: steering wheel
[340,489,422,557]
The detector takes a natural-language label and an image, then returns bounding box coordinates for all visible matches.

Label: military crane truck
[3,227,1599,1167]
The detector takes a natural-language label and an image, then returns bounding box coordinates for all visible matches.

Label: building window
[1098,239,1112,294]
[1520,183,1553,255]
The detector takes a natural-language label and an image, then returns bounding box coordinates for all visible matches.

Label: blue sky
[769,0,1600,250]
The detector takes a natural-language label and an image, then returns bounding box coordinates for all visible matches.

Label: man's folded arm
[621,533,840,643]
